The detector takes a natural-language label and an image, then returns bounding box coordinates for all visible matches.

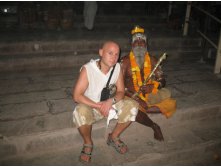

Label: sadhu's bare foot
[152,123,164,141]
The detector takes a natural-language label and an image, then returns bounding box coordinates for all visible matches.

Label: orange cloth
[149,98,177,118]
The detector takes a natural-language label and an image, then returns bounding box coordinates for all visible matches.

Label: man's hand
[140,84,154,94]
[97,99,113,117]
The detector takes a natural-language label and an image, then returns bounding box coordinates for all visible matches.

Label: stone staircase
[0,62,221,165]
[1,104,221,165]
[1,56,221,165]
[1,15,221,165]
[0,15,202,72]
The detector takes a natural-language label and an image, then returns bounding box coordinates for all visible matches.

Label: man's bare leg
[135,110,164,141]
[78,125,93,162]
[111,121,131,138]
[109,121,131,153]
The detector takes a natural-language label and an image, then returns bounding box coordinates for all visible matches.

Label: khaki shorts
[73,98,139,128]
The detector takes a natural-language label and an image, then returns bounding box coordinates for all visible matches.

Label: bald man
[73,41,139,163]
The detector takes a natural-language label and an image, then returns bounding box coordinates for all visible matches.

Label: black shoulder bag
[100,65,116,101]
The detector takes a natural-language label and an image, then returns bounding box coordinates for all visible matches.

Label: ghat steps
[0,15,201,72]
[0,59,221,165]
[1,15,220,165]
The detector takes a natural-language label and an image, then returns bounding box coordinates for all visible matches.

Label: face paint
[132,33,147,43]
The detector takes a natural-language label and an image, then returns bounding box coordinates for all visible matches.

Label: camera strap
[105,64,116,87]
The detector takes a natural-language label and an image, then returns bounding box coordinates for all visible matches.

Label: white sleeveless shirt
[82,59,120,102]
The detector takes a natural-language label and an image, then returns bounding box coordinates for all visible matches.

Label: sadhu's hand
[140,84,154,94]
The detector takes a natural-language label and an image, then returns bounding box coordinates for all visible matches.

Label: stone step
[0,46,201,62]
[0,34,202,72]
[0,49,202,72]
[0,105,220,165]
[124,139,221,165]
[0,37,201,55]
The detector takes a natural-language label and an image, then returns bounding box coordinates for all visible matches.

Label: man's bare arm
[73,67,100,109]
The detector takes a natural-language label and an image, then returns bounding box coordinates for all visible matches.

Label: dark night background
[0,1,220,32]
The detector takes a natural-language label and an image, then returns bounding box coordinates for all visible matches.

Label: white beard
[132,46,147,67]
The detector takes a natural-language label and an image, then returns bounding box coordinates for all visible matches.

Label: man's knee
[117,98,139,123]
[73,103,94,127]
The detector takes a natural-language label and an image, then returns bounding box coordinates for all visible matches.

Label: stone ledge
[0,104,220,162]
